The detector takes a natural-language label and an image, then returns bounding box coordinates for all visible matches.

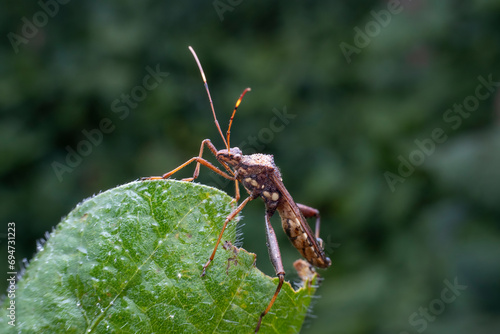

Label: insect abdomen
[279,203,330,268]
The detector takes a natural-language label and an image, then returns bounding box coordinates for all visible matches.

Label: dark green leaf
[1,180,317,333]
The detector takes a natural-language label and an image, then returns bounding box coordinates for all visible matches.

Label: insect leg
[233,179,241,202]
[297,203,321,240]
[255,212,285,333]
[201,194,255,277]
[190,139,234,182]
[142,139,234,182]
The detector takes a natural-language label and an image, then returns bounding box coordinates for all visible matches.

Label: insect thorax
[236,154,282,212]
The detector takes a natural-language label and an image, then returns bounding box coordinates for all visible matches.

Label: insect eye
[234,153,242,160]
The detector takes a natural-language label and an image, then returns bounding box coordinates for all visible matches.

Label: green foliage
[0,180,316,333]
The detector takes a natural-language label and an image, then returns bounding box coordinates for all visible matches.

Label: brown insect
[143,46,331,332]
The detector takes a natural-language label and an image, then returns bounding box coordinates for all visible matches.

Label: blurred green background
[2,1,500,333]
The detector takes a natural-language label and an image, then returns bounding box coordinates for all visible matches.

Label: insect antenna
[188,46,229,149]
[226,87,251,150]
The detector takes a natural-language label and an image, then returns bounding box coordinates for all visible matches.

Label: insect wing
[271,173,324,256]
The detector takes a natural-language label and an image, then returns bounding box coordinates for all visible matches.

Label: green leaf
[1,180,317,333]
